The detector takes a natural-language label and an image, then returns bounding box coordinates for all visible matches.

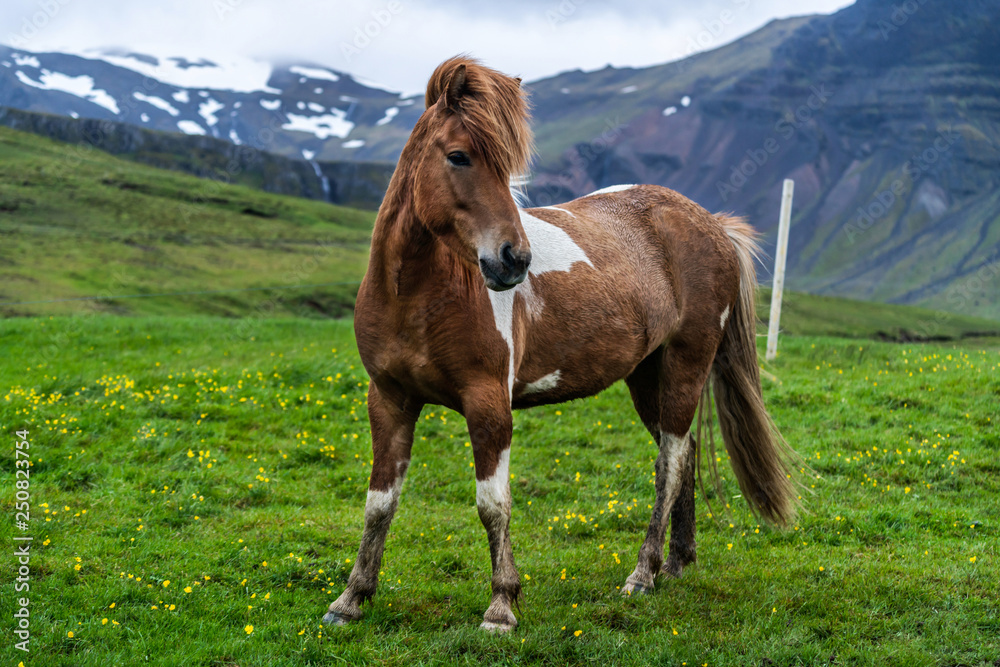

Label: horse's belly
[511,314,654,408]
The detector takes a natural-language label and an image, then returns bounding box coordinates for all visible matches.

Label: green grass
[757,287,1000,341]
[1,316,998,666]
[0,126,374,318]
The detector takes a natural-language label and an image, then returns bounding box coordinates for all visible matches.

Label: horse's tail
[701,214,797,526]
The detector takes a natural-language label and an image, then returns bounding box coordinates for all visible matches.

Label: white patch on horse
[522,370,561,396]
[658,431,688,491]
[487,211,592,402]
[519,210,593,274]
[476,447,510,511]
[720,305,730,330]
[586,184,636,196]
[537,205,576,218]
[365,472,405,519]
[487,289,517,397]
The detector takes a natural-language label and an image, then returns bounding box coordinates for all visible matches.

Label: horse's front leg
[324,383,421,625]
[466,384,521,632]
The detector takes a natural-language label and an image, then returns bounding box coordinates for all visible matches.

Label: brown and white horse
[325,57,796,632]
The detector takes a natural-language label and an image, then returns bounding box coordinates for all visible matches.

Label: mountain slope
[0,106,393,209]
[0,125,373,318]
[519,0,1000,319]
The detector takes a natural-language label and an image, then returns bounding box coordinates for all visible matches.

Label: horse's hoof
[322,611,353,626]
[480,620,516,633]
[661,559,684,579]
[620,580,653,596]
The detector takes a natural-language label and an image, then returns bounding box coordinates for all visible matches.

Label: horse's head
[414,57,534,291]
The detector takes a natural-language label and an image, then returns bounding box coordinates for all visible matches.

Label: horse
[324,56,797,632]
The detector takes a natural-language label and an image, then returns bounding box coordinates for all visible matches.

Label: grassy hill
[0,126,374,318]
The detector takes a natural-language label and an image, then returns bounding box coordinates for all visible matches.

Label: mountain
[2,0,999,320]
[0,45,420,164]
[521,0,1000,322]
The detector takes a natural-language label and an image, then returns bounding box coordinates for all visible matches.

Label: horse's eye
[447,151,471,167]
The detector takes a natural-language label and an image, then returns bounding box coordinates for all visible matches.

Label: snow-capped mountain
[0,44,421,163]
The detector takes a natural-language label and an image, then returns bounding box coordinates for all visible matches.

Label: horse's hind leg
[324,383,421,625]
[622,336,715,594]
[663,444,696,578]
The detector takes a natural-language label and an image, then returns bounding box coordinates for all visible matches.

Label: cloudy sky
[4,0,852,94]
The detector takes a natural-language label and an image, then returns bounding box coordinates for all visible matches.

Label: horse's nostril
[500,241,515,269]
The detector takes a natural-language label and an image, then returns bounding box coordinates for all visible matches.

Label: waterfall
[309,160,331,202]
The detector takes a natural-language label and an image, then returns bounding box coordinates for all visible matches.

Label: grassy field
[1,315,998,666]
[0,127,374,318]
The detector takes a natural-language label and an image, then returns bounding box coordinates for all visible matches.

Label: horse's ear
[445,64,467,111]
[514,77,522,86]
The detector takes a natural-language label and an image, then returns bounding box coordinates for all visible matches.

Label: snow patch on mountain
[260,99,281,111]
[134,92,180,116]
[349,74,397,94]
[172,90,190,104]
[177,120,206,135]
[12,53,41,68]
[282,111,353,139]
[289,65,340,82]
[376,107,398,126]
[198,98,225,126]
[16,70,120,114]
[74,48,280,94]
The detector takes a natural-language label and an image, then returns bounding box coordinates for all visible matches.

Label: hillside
[0,126,374,318]
[2,124,998,344]
[0,106,393,210]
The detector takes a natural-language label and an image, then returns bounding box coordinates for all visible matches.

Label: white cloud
[1,0,854,94]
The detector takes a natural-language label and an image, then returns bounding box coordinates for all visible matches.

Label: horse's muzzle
[479,242,531,291]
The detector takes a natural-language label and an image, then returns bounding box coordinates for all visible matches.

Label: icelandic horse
[325,56,796,632]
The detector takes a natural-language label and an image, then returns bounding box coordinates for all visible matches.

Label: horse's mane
[425,56,534,182]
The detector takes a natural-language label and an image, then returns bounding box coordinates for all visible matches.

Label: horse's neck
[368,186,436,296]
